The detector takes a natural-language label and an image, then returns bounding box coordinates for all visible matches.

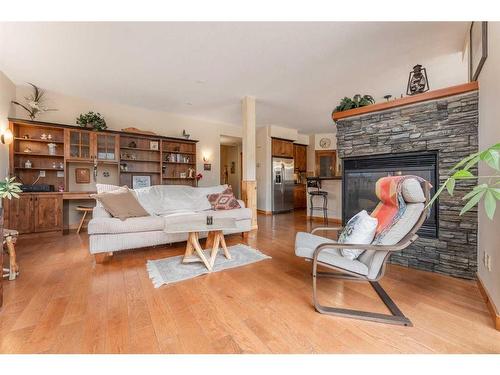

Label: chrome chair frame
[309,181,430,326]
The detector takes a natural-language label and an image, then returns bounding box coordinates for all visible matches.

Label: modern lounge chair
[295,177,431,326]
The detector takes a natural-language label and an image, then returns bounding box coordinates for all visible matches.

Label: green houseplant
[76,111,107,131]
[332,94,375,114]
[0,177,22,200]
[0,177,22,235]
[427,142,500,220]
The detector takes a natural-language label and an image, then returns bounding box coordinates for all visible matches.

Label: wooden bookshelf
[161,139,197,186]
[8,118,198,191]
[10,123,66,189]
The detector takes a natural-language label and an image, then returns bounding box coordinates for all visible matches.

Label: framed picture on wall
[469,21,488,81]
[149,141,159,150]
[75,168,90,184]
[132,175,151,189]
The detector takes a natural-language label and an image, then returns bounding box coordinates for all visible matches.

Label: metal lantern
[406,64,429,95]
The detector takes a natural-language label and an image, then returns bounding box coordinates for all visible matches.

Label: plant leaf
[460,190,485,215]
[462,184,488,201]
[426,177,450,209]
[452,170,474,179]
[445,178,455,196]
[451,151,480,171]
[491,188,500,199]
[484,190,497,220]
[480,148,500,171]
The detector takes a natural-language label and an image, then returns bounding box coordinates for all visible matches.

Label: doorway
[220,135,242,199]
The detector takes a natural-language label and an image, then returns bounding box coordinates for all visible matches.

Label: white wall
[478,22,500,311]
[14,86,242,187]
[0,71,16,180]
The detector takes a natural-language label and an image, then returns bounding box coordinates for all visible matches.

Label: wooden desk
[62,192,95,200]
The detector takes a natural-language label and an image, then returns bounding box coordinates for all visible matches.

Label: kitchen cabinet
[293,144,307,172]
[272,138,294,158]
[294,184,307,209]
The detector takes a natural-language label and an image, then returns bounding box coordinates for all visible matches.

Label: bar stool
[307,178,328,223]
[76,206,93,234]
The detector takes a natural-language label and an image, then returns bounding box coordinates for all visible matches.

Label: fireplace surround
[342,151,438,238]
[335,88,479,279]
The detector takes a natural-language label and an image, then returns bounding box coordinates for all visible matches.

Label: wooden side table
[3,229,19,281]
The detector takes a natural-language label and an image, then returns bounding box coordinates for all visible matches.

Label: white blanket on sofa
[96,183,228,216]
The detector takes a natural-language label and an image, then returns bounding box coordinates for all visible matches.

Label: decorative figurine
[187,168,195,179]
[24,160,32,169]
[41,133,48,140]
[47,143,57,155]
[406,64,429,95]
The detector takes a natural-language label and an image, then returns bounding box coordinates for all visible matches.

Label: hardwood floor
[1,210,499,353]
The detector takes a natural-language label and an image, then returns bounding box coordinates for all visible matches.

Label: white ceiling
[0,22,468,133]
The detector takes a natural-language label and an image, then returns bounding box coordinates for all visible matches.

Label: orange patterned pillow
[207,187,241,210]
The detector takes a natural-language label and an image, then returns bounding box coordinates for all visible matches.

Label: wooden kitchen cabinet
[3,193,63,234]
[293,144,307,172]
[272,138,294,158]
[293,184,307,209]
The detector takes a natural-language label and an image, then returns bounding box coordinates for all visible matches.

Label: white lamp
[0,128,13,145]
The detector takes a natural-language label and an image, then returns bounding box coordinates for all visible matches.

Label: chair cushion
[338,210,378,260]
[294,232,369,276]
[402,178,426,203]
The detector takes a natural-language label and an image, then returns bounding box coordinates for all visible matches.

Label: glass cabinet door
[68,130,92,160]
[95,134,118,161]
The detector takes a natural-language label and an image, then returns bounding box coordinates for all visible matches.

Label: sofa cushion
[88,215,164,235]
[91,187,149,221]
[207,186,241,210]
[294,232,368,276]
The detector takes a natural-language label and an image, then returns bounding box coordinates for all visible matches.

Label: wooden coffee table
[165,217,237,271]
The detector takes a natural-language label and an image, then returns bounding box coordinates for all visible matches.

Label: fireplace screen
[342,151,438,238]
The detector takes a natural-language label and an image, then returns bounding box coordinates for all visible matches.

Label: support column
[241,96,258,230]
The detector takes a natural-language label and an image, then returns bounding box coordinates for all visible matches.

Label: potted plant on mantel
[76,111,107,131]
[332,94,375,115]
[428,142,500,220]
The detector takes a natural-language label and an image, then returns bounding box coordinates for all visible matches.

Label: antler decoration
[11,83,57,120]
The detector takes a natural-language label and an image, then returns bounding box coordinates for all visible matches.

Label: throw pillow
[338,210,378,260]
[207,186,241,210]
[91,186,149,221]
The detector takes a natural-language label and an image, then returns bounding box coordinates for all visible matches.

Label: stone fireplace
[335,86,479,279]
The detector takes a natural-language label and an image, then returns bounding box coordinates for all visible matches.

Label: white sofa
[88,184,251,256]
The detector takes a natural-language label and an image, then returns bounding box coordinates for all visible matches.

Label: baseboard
[476,275,500,331]
[257,209,272,215]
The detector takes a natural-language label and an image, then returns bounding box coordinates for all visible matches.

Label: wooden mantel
[332,82,479,122]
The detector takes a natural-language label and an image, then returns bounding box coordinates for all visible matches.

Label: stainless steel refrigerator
[272,157,295,213]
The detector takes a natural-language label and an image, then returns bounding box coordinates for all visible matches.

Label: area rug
[146,244,271,288]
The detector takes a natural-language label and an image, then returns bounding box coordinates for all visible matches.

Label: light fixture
[0,128,13,145]
[203,155,209,162]
[185,102,193,106]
